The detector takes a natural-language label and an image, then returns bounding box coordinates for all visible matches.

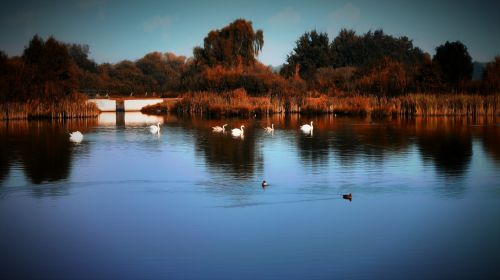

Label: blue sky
[0,0,499,65]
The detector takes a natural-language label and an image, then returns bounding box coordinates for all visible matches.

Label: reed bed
[173,89,275,117]
[141,89,500,117]
[0,97,99,120]
[399,94,499,116]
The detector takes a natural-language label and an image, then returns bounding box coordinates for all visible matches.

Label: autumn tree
[414,54,445,92]
[482,56,500,93]
[193,19,264,67]
[108,60,151,94]
[433,41,473,91]
[356,57,408,96]
[0,51,8,101]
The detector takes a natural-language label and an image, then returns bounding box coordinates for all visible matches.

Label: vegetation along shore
[1,19,499,120]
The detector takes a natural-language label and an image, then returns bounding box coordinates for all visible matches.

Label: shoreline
[2,92,498,120]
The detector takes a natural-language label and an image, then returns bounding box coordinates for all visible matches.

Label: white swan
[212,124,228,132]
[69,131,83,143]
[264,124,274,133]
[149,122,161,134]
[300,121,314,133]
[231,125,245,137]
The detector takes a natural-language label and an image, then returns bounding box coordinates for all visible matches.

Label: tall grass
[399,94,499,116]
[173,89,275,117]
[142,89,499,117]
[0,94,99,120]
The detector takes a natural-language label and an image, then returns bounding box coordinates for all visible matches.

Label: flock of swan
[69,121,314,143]
[211,121,313,138]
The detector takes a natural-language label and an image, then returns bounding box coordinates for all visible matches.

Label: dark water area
[1,113,500,279]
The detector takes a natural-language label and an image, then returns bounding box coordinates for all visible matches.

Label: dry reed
[1,96,99,120]
[140,90,500,117]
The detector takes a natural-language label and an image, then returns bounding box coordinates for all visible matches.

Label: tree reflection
[415,118,472,179]
[291,116,413,167]
[481,124,500,162]
[176,117,263,179]
[0,119,96,194]
[0,126,11,183]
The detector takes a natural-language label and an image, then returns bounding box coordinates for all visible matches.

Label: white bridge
[87,98,164,112]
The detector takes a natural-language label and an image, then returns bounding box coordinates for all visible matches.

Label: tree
[194,19,264,67]
[280,30,331,81]
[67,44,97,73]
[136,52,187,92]
[330,29,360,67]
[433,41,473,91]
[414,54,445,93]
[22,35,78,99]
[330,29,425,69]
[482,56,500,93]
[109,60,150,94]
[356,57,408,96]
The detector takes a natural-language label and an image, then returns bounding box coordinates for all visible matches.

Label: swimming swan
[264,124,274,133]
[69,131,83,143]
[231,125,245,137]
[212,124,228,132]
[149,122,161,134]
[300,121,313,133]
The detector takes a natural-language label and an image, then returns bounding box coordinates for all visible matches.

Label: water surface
[1,113,499,279]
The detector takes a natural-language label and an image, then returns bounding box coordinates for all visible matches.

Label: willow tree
[194,19,264,67]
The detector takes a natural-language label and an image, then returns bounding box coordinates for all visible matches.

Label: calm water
[1,112,500,279]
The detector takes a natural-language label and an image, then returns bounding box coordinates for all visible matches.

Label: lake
[1,112,500,279]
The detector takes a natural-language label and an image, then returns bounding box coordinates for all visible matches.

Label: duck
[300,121,314,133]
[262,180,269,187]
[342,193,352,200]
[212,124,228,132]
[264,124,274,133]
[69,131,83,143]
[231,125,245,137]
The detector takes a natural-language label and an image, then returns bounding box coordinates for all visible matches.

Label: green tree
[433,41,473,91]
[67,44,97,73]
[330,29,360,67]
[22,35,78,99]
[280,30,331,81]
[330,29,424,69]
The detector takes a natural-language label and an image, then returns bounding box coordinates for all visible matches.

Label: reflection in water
[191,118,263,179]
[98,112,164,127]
[1,113,500,279]
[1,113,499,195]
[481,123,500,162]
[415,118,472,179]
[0,130,11,183]
[0,119,96,190]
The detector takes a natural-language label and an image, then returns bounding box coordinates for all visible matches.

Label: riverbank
[0,95,99,120]
[141,90,499,117]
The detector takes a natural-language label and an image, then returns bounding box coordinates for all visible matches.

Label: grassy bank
[142,89,499,117]
[0,95,99,120]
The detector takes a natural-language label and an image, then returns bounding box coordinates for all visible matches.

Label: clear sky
[0,0,499,65]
